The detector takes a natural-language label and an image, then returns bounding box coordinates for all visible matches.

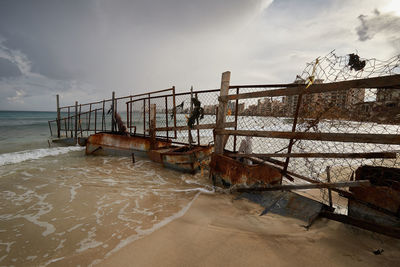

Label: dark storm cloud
[0,57,22,78]
[0,0,265,81]
[356,10,400,47]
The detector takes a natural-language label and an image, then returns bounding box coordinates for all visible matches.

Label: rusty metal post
[94,109,97,134]
[126,102,129,135]
[188,86,194,149]
[215,71,231,154]
[68,107,71,137]
[165,96,169,140]
[172,86,177,139]
[131,153,135,163]
[102,100,105,131]
[56,94,60,138]
[233,87,239,152]
[130,96,133,135]
[74,101,78,144]
[148,93,151,133]
[326,166,333,208]
[88,103,92,133]
[111,91,115,132]
[150,104,156,149]
[143,98,146,136]
[196,92,200,145]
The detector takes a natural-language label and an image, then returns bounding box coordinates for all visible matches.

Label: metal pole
[165,96,169,140]
[326,166,333,208]
[111,91,115,132]
[56,94,60,138]
[233,87,239,152]
[74,101,78,144]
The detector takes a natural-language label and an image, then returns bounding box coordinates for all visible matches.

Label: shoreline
[96,193,400,267]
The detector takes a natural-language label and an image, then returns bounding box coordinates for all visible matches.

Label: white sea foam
[0,146,84,166]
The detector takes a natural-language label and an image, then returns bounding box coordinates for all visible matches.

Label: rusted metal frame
[195,92,200,145]
[48,108,103,122]
[235,180,370,192]
[78,104,83,137]
[126,102,129,135]
[165,96,169,140]
[221,74,400,102]
[115,87,173,101]
[216,130,400,145]
[130,96,133,135]
[188,87,194,149]
[150,103,156,149]
[148,93,151,136]
[74,101,78,143]
[326,166,333,208]
[48,121,53,136]
[102,100,105,131]
[143,98,146,136]
[94,109,97,133]
[226,152,397,159]
[68,107,71,137]
[111,92,115,132]
[88,103,92,132]
[155,122,236,132]
[64,118,67,137]
[253,156,400,218]
[233,87,239,152]
[56,94,61,138]
[319,211,400,239]
[173,86,177,139]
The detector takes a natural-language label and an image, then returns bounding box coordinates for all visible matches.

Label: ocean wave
[0,146,84,166]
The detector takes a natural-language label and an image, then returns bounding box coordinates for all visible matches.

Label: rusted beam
[216,130,400,145]
[226,152,397,159]
[320,211,400,239]
[220,74,400,102]
[56,94,60,138]
[235,180,370,192]
[154,122,236,132]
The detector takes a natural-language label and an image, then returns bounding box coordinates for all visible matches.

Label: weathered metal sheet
[348,165,400,227]
[161,145,213,173]
[239,191,332,222]
[209,153,282,187]
[85,133,171,156]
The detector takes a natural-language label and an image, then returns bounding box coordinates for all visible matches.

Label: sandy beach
[97,193,400,267]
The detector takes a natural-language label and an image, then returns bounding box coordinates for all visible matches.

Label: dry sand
[97,193,400,267]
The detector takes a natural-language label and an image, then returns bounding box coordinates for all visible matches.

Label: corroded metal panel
[86,133,171,156]
[209,153,282,186]
[161,145,213,173]
[348,165,400,227]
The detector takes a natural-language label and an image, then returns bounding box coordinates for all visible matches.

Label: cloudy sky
[0,0,399,111]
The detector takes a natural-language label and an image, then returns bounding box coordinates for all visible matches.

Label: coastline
[96,193,400,267]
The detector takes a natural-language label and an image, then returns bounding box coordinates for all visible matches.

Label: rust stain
[86,133,171,155]
[350,165,400,213]
[209,153,282,186]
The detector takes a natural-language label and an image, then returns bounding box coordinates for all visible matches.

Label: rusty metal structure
[48,52,400,238]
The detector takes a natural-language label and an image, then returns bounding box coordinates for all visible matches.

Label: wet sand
[98,193,400,267]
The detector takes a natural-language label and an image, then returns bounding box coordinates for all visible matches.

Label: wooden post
[150,104,156,149]
[56,94,61,138]
[326,166,333,208]
[74,101,78,144]
[111,91,115,132]
[215,71,231,154]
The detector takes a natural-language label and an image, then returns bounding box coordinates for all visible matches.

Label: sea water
[0,111,213,266]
